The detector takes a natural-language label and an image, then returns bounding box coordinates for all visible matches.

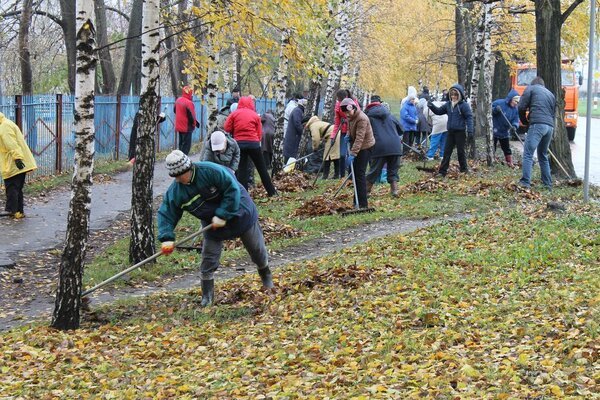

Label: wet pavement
[0,153,201,266]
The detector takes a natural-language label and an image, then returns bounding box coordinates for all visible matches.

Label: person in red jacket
[224,96,278,196]
[174,86,199,155]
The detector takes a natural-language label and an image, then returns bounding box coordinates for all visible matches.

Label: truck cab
[511,61,579,141]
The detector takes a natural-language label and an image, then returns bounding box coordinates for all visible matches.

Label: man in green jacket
[157,150,274,306]
[0,112,37,219]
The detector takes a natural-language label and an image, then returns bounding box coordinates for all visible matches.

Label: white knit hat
[166,150,192,177]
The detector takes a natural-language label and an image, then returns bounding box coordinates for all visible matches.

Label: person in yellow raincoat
[0,112,37,218]
[306,115,340,179]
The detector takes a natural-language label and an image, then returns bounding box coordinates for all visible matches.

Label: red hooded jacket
[224,96,262,143]
[174,86,198,133]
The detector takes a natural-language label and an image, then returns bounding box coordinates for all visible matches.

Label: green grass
[2,202,598,398]
[577,99,600,117]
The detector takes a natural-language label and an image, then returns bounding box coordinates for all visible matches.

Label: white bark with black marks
[271,30,290,176]
[129,0,160,264]
[52,0,96,331]
[207,26,220,135]
[322,0,350,123]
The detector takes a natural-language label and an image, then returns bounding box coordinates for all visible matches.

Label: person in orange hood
[174,86,199,155]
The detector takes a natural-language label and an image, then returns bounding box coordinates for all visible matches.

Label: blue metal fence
[0,92,277,184]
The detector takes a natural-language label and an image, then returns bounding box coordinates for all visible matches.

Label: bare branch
[561,0,584,25]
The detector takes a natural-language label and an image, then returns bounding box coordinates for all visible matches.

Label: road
[570,117,600,185]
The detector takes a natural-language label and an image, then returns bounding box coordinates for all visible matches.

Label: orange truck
[511,60,581,141]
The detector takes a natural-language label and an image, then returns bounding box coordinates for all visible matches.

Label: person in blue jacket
[400,94,419,154]
[492,89,520,167]
[157,150,274,307]
[427,84,473,177]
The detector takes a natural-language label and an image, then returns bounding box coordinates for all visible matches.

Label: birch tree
[467,1,495,163]
[322,0,350,123]
[271,29,291,176]
[129,0,161,264]
[206,24,220,134]
[51,0,96,330]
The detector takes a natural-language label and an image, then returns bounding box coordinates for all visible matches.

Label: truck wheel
[567,127,576,141]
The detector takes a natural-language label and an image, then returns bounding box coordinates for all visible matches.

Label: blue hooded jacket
[427,83,473,135]
[400,98,419,132]
[492,89,520,139]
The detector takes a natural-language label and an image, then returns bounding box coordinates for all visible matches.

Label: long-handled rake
[82,224,213,297]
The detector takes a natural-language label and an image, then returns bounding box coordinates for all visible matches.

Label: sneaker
[0,211,13,217]
[517,180,531,189]
[426,157,434,161]
[12,212,25,219]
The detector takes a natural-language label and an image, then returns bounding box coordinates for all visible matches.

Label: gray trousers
[200,221,268,280]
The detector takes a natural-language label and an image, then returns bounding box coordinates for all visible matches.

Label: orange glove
[161,241,174,255]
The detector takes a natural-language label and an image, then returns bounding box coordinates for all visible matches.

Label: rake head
[341,207,376,217]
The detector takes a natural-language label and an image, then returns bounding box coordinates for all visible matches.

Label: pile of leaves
[399,178,449,194]
[273,171,313,193]
[292,195,353,218]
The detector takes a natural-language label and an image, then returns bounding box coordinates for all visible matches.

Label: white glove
[211,216,226,229]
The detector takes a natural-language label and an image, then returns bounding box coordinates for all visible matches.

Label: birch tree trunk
[271,30,290,176]
[467,2,493,160]
[305,43,329,118]
[322,0,349,123]
[129,0,160,264]
[206,28,220,134]
[51,0,96,330]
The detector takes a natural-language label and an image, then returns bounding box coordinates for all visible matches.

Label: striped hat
[166,150,192,177]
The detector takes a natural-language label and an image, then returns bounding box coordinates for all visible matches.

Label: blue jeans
[520,123,553,188]
[426,132,447,158]
[200,221,268,280]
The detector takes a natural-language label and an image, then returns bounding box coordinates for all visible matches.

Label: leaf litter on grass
[1,207,598,399]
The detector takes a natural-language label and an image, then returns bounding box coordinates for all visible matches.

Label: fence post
[15,95,23,131]
[56,94,63,173]
[115,94,121,161]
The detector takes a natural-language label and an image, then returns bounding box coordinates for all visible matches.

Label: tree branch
[106,6,129,21]
[0,9,64,29]
[561,0,585,25]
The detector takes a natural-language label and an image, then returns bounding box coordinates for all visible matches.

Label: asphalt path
[570,117,600,185]
[0,153,201,267]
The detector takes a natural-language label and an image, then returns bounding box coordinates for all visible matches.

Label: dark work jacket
[427,83,473,135]
[518,83,556,128]
[283,105,305,159]
[365,103,403,158]
[157,162,258,241]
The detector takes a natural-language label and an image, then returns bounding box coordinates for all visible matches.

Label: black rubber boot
[200,279,214,307]
[258,267,274,289]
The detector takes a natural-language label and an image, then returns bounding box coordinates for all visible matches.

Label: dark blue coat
[518,83,556,128]
[492,89,520,139]
[365,103,402,157]
[427,83,474,135]
[283,105,305,159]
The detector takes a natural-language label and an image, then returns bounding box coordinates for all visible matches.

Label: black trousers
[367,155,400,184]
[439,129,468,175]
[322,159,340,179]
[494,137,512,156]
[4,172,26,214]
[353,147,372,208]
[402,130,416,154]
[237,146,277,196]
[178,132,192,155]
